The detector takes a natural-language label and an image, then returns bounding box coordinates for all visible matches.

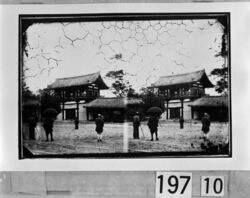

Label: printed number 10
[204,178,223,194]
[201,176,224,196]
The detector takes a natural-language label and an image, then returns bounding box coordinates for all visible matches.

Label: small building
[149,69,214,120]
[47,72,108,121]
[189,95,229,121]
[84,97,144,122]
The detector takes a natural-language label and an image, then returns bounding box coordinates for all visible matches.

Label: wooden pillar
[76,90,78,98]
[166,100,169,119]
[191,107,194,119]
[62,102,65,120]
[62,90,65,121]
[181,99,184,118]
[76,100,79,119]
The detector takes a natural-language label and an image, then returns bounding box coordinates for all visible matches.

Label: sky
[23,19,226,96]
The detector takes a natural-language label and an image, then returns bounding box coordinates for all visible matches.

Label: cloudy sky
[23,18,225,95]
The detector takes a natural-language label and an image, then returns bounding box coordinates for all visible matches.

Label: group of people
[27,114,54,142]
[93,112,160,142]
[132,111,211,141]
[133,112,159,141]
[38,114,105,142]
[29,111,211,143]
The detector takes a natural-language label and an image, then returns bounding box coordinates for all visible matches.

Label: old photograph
[19,13,231,158]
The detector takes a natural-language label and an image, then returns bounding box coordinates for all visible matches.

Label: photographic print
[19,13,231,158]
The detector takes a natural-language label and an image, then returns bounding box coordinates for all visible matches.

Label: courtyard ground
[23,120,229,156]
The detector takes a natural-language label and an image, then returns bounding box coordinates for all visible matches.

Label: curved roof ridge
[48,71,108,89]
[96,97,141,99]
[56,71,100,80]
[203,95,227,98]
[150,69,213,88]
[159,69,205,78]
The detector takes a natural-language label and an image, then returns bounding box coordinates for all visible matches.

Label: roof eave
[200,72,214,88]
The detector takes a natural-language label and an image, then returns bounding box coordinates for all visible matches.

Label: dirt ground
[23,120,229,156]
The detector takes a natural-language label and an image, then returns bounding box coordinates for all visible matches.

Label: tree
[140,88,165,112]
[210,67,228,94]
[37,89,61,117]
[106,69,135,97]
[22,72,36,101]
[210,16,229,94]
[21,72,40,122]
[127,87,140,98]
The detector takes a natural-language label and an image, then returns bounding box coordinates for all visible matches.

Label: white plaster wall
[79,107,87,121]
[160,111,166,120]
[64,102,77,109]
[57,101,87,121]
[183,101,193,120]
[193,111,199,120]
[167,99,193,120]
[56,112,63,121]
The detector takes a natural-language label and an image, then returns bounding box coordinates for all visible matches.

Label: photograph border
[18,12,232,159]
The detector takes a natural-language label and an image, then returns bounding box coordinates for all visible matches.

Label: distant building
[47,72,108,121]
[189,95,229,121]
[84,97,144,122]
[149,69,214,120]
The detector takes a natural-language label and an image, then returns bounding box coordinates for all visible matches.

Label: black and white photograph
[19,13,231,158]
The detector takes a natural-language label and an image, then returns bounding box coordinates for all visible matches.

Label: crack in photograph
[19,13,231,158]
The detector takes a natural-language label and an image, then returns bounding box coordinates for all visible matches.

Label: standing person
[147,115,159,141]
[28,114,37,140]
[95,114,104,142]
[74,116,79,130]
[43,117,54,141]
[179,116,184,129]
[133,112,141,139]
[201,113,210,140]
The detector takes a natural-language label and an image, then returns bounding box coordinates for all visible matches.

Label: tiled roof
[84,97,144,108]
[190,95,228,107]
[150,69,214,88]
[48,72,108,89]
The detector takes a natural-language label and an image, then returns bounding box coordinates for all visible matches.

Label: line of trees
[105,69,165,112]
[22,73,61,121]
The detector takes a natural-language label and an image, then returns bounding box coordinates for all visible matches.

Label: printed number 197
[156,172,192,198]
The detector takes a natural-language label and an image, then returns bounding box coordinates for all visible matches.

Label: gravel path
[23,121,229,155]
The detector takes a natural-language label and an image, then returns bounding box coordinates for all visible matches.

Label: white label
[156,172,192,198]
[201,176,225,196]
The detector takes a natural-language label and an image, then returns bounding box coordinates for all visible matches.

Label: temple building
[84,97,144,122]
[47,72,108,121]
[189,95,229,121]
[149,69,214,120]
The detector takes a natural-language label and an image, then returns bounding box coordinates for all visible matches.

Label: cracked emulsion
[23,19,225,95]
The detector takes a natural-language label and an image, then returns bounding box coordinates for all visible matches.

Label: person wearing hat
[95,114,104,142]
[201,112,210,140]
[132,112,141,139]
[74,116,79,130]
[43,117,54,141]
[179,116,184,129]
[147,115,159,141]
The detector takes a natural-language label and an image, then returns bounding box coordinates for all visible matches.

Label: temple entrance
[65,109,76,120]
[169,107,180,119]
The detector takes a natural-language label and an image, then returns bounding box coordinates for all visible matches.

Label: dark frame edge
[18,12,232,159]
[18,14,23,160]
